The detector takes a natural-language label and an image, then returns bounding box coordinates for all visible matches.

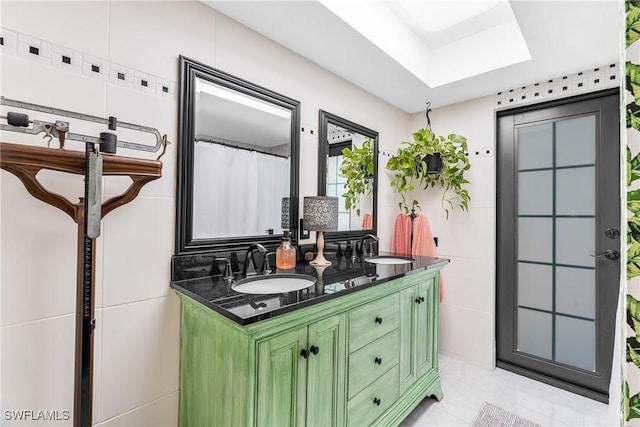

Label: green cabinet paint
[175,267,444,427]
[399,276,437,394]
[256,314,347,426]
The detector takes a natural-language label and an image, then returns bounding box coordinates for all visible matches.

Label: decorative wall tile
[0,27,18,57]
[155,77,175,99]
[17,33,51,66]
[133,70,156,96]
[82,54,109,82]
[495,64,620,108]
[0,26,176,101]
[109,62,134,89]
[51,44,82,74]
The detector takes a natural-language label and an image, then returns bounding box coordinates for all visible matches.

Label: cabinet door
[306,314,347,427]
[399,276,437,393]
[399,286,418,393]
[256,327,308,427]
[416,278,436,377]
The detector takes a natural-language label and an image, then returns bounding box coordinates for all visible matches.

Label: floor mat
[470,402,542,427]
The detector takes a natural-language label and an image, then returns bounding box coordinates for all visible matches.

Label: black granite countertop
[170,252,449,325]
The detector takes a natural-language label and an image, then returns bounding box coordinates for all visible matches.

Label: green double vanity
[171,253,447,426]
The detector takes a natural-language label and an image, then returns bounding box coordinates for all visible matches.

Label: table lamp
[303,196,338,266]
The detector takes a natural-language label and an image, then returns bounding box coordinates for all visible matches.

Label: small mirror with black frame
[318,110,378,243]
[176,56,300,254]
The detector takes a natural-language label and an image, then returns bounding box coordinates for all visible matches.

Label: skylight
[318,0,531,87]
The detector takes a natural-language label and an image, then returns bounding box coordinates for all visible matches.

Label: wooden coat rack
[0,140,165,427]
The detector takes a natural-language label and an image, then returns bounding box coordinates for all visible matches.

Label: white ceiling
[203,0,622,113]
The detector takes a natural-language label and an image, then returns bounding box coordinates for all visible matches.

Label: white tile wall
[0,26,177,102]
[1,315,75,427]
[99,295,180,421]
[95,392,178,427]
[440,304,494,370]
[1,176,80,326]
[101,197,174,307]
[108,1,216,81]
[1,1,110,59]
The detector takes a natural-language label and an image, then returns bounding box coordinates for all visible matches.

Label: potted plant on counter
[386,127,471,218]
[339,137,374,216]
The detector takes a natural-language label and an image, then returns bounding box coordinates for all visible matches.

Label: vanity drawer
[349,293,400,352]
[348,329,399,399]
[347,365,399,426]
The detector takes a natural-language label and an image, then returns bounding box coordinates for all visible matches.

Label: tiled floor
[401,354,618,427]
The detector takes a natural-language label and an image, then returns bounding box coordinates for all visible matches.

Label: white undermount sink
[364,256,414,265]
[231,274,316,294]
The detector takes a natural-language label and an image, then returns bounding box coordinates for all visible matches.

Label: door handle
[590,249,620,260]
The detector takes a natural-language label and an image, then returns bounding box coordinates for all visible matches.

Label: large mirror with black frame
[176,56,300,254]
[318,110,378,243]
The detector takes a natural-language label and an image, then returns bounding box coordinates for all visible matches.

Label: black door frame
[496,88,620,403]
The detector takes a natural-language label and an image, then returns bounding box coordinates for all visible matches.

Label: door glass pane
[518,218,552,263]
[555,316,595,371]
[518,123,553,169]
[517,308,552,359]
[556,115,595,167]
[515,113,598,374]
[518,171,553,215]
[556,218,595,267]
[556,167,595,216]
[518,263,552,311]
[556,267,595,319]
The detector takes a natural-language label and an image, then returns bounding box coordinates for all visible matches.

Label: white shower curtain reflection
[193,142,290,239]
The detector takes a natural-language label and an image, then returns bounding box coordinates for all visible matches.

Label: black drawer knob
[374,357,383,365]
[300,348,309,359]
[375,316,383,324]
[373,397,381,406]
[420,297,425,303]
[310,345,320,355]
[415,297,421,304]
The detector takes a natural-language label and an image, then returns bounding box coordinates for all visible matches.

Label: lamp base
[310,253,331,266]
[310,230,332,266]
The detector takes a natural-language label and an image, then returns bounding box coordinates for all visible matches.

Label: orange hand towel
[361,213,373,230]
[390,213,412,256]
[411,214,445,302]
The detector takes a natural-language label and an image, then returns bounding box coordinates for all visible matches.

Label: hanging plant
[339,138,374,216]
[386,127,471,218]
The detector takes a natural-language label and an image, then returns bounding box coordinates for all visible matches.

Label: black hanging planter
[418,153,442,174]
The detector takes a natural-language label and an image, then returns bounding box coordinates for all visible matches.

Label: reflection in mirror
[176,56,300,254]
[193,78,291,238]
[318,110,378,242]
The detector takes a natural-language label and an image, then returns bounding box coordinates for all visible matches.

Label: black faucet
[242,243,270,276]
[358,234,379,257]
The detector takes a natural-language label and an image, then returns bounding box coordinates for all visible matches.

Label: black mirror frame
[317,110,378,243]
[175,56,301,255]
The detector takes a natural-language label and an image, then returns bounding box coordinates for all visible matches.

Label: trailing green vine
[339,138,374,217]
[386,128,470,218]
[626,0,640,421]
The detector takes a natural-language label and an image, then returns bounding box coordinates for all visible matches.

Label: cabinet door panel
[416,279,435,377]
[399,286,417,393]
[256,327,308,427]
[306,314,347,427]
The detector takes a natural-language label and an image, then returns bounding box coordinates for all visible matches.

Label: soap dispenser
[276,230,296,269]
